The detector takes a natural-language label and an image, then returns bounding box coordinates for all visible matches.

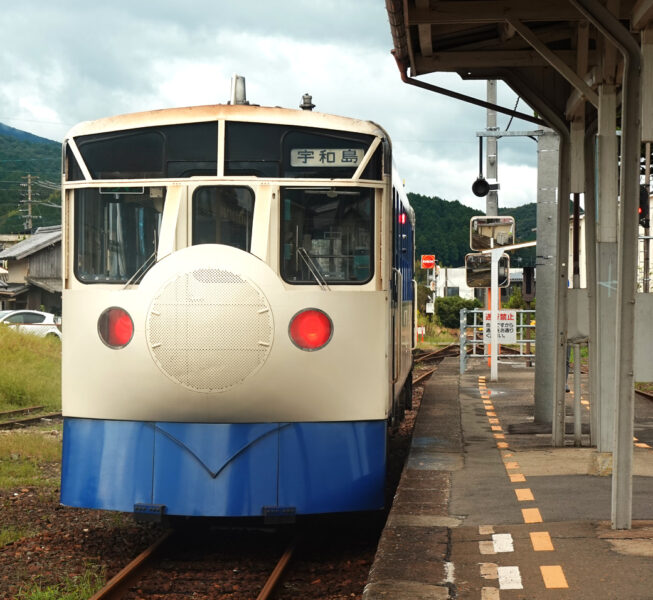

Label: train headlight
[98,307,134,348]
[289,308,333,351]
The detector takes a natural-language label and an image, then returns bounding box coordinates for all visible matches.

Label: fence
[459,308,536,373]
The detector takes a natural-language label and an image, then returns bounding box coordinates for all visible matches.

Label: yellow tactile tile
[540,565,568,588]
[530,531,554,551]
[522,508,543,523]
[514,488,535,501]
[509,473,526,483]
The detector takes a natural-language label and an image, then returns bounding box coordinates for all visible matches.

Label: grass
[0,525,38,547]
[416,315,459,348]
[0,425,62,489]
[0,326,61,413]
[15,565,105,600]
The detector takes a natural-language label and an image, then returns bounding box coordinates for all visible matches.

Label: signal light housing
[640,184,650,229]
[289,309,333,351]
[98,307,134,348]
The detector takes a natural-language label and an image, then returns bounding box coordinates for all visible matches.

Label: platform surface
[364,357,653,599]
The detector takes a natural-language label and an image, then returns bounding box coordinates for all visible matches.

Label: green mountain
[408,192,537,268]
[0,123,61,234]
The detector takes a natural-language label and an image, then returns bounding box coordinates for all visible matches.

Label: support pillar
[534,130,559,424]
[584,126,599,442]
[553,135,571,447]
[595,84,619,452]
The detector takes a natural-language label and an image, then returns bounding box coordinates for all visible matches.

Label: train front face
[60,116,400,518]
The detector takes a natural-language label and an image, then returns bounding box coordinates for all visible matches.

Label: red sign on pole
[421,255,436,269]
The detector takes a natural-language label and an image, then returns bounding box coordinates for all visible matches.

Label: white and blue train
[59,89,415,519]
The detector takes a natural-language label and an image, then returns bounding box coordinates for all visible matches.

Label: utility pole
[20,174,34,233]
[486,80,499,217]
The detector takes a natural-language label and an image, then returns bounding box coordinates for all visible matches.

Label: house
[0,225,62,314]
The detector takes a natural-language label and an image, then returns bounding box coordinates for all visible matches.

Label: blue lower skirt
[60,418,387,517]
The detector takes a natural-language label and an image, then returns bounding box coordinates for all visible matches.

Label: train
[59,83,416,519]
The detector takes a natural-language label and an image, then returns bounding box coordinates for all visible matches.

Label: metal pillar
[595,84,619,452]
[584,125,599,443]
[552,136,571,447]
[534,130,559,424]
[571,0,642,530]
[486,80,499,217]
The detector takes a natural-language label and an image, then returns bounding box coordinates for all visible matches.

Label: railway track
[90,528,299,600]
[635,387,653,402]
[412,343,460,386]
[0,406,62,430]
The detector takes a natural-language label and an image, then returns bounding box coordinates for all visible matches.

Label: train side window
[192,186,255,251]
[280,187,374,285]
[74,187,165,283]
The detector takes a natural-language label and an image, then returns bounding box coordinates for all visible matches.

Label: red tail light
[289,309,333,351]
[98,307,134,348]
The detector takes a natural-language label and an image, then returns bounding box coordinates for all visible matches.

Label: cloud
[0,1,540,206]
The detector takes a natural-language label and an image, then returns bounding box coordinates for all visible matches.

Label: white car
[0,310,62,340]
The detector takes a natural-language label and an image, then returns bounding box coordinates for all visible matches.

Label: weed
[0,429,62,489]
[0,326,61,412]
[15,565,105,600]
[0,525,37,547]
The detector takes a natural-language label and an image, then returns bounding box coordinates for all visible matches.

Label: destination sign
[290,148,364,167]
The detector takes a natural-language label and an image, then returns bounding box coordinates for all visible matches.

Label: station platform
[363,357,653,599]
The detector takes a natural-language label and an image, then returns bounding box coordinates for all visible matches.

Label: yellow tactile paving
[491,425,502,431]
[486,411,497,417]
[540,565,569,588]
[504,461,520,470]
[515,488,535,501]
[522,508,543,523]
[489,418,500,424]
[493,433,506,439]
[530,531,554,551]
[496,442,509,449]
[509,473,526,483]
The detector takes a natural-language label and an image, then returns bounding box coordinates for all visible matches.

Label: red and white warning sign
[421,254,436,269]
[483,310,517,343]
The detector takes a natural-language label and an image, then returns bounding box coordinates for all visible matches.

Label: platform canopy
[385,0,653,131]
[385,0,653,530]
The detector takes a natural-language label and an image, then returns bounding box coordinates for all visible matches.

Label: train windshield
[74,187,164,283]
[192,186,255,250]
[280,187,374,285]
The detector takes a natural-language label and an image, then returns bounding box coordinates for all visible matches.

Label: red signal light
[399,213,407,225]
[98,307,134,348]
[289,309,333,351]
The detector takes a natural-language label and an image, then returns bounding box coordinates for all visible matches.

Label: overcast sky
[1,0,540,208]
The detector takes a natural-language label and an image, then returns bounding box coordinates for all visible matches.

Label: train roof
[65,104,389,142]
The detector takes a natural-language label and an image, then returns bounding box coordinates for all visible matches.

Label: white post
[490,248,501,381]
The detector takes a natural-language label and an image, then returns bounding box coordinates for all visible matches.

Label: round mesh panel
[146,268,274,392]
